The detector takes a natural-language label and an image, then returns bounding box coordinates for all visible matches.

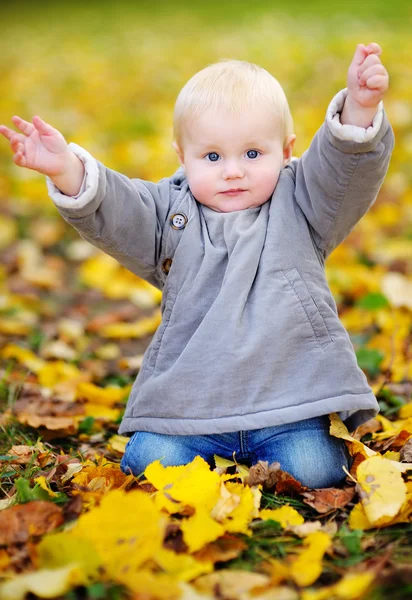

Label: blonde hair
[173,59,294,149]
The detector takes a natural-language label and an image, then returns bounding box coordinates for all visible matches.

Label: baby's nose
[222,161,244,179]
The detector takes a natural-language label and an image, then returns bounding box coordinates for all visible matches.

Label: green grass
[3,0,412,29]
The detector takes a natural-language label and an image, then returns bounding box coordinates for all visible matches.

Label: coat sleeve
[46,143,174,287]
[293,88,394,259]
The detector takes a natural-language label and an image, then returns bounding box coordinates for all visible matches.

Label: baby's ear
[172,141,184,165]
[283,134,296,165]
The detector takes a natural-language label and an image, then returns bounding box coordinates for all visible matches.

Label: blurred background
[0,0,411,395]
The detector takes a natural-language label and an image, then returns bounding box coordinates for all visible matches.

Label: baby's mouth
[220,189,247,195]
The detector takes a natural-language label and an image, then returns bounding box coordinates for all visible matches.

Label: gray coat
[47,90,394,435]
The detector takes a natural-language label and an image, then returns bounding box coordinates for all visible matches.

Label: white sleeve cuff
[326,88,384,143]
[46,142,100,210]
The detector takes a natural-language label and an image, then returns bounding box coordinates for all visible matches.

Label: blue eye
[206,152,220,162]
[246,150,260,159]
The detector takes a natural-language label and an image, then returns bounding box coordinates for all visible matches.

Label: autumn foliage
[0,4,412,600]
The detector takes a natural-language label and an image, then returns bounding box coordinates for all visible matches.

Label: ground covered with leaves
[1,2,412,599]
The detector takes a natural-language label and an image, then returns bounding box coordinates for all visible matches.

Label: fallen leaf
[0,501,64,546]
[356,455,407,526]
[289,531,332,587]
[302,487,355,513]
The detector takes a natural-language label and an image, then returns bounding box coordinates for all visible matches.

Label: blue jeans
[120,416,351,488]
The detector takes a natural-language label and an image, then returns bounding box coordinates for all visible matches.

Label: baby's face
[175,107,293,212]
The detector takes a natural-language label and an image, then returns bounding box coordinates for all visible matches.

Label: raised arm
[0,116,85,195]
[0,117,174,287]
[292,43,394,259]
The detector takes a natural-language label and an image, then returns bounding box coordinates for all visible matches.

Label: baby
[0,43,393,488]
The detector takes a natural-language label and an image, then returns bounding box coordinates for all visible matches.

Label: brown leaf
[352,418,381,440]
[62,494,83,522]
[373,430,411,453]
[14,396,85,417]
[0,501,64,546]
[193,534,247,563]
[86,304,140,332]
[350,452,366,476]
[4,445,42,465]
[0,541,38,574]
[274,471,308,494]
[400,438,412,462]
[194,569,270,596]
[163,523,188,554]
[138,482,158,494]
[247,461,281,489]
[17,413,79,433]
[302,486,356,513]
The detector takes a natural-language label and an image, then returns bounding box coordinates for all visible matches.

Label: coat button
[162,258,173,274]
[170,213,188,230]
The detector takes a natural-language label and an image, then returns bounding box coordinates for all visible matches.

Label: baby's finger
[357,53,381,78]
[359,64,387,86]
[365,42,382,56]
[10,136,25,153]
[32,115,57,135]
[364,74,388,92]
[352,44,368,66]
[11,116,35,136]
[13,150,27,168]
[0,124,17,141]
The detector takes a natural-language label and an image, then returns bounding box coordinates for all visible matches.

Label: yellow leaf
[210,481,241,522]
[399,403,412,418]
[120,569,181,599]
[221,482,257,534]
[356,455,407,525]
[79,254,119,289]
[107,434,129,454]
[329,413,376,457]
[33,476,59,498]
[348,502,374,530]
[301,571,375,600]
[0,317,31,335]
[72,489,166,581]
[289,531,332,587]
[375,414,397,432]
[0,548,10,570]
[145,456,221,511]
[382,451,401,461]
[82,402,121,421]
[0,565,86,600]
[100,312,161,338]
[0,214,17,249]
[155,548,213,581]
[1,343,45,372]
[213,454,250,482]
[37,531,101,576]
[333,571,375,598]
[267,558,290,585]
[259,505,304,528]
[180,505,226,552]
[38,361,82,387]
[76,382,131,406]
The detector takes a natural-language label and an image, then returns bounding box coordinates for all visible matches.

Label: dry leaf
[302,487,355,513]
[0,501,64,546]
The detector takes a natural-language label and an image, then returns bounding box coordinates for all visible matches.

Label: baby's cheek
[258,169,281,197]
[188,172,214,204]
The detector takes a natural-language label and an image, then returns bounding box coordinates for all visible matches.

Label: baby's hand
[0,116,72,177]
[347,43,389,109]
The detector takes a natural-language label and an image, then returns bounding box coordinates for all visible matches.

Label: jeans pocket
[282,267,333,349]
